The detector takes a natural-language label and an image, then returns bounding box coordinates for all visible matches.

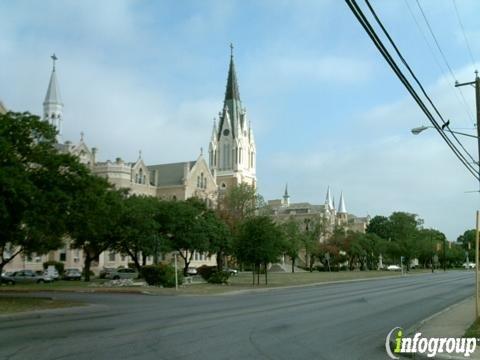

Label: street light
[411,125,478,139]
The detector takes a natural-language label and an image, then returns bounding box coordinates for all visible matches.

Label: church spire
[283,183,290,206]
[224,43,240,103]
[43,53,64,142]
[338,191,347,214]
[325,186,333,211]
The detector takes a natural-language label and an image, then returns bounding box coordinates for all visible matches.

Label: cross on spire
[51,53,58,71]
[230,43,234,58]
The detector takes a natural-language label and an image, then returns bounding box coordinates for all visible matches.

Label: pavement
[0,270,474,360]
[402,296,478,360]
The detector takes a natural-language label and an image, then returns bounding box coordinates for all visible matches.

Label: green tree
[159,198,217,276]
[302,216,327,272]
[457,229,475,261]
[0,112,92,274]
[366,215,392,240]
[389,212,423,270]
[116,195,160,273]
[280,217,303,273]
[216,183,264,269]
[235,216,283,285]
[68,177,124,281]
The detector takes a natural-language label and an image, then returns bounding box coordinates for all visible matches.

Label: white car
[387,265,401,271]
[463,262,476,269]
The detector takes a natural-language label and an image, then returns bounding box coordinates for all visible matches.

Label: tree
[366,215,392,240]
[389,212,423,270]
[280,217,303,272]
[457,229,475,261]
[0,112,92,275]
[68,176,124,281]
[159,198,219,276]
[235,216,283,285]
[116,195,160,273]
[302,216,327,272]
[216,183,264,269]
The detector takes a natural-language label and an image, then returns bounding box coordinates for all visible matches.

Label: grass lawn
[465,318,480,338]
[0,269,432,296]
[0,296,82,314]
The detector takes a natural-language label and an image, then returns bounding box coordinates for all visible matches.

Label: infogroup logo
[385,327,477,359]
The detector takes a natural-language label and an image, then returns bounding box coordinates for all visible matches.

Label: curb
[400,296,475,360]
[0,302,106,321]
[220,271,432,296]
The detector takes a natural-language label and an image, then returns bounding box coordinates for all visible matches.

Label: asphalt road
[0,271,474,360]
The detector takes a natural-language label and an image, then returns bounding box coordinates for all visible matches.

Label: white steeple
[208,44,256,188]
[338,191,347,214]
[325,186,333,211]
[43,54,64,142]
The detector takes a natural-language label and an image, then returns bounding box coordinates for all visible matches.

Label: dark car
[63,268,82,281]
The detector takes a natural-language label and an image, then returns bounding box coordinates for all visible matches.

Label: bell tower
[209,45,256,190]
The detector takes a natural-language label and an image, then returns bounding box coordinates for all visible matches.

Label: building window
[109,252,116,262]
[60,253,66,262]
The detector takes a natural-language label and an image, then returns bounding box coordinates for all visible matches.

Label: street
[0,271,474,360]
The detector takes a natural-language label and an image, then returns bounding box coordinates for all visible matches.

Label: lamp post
[411,125,478,139]
[411,120,480,317]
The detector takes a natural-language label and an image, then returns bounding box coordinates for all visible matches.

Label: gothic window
[204,179,207,189]
[239,148,242,164]
[109,251,116,262]
[172,195,177,201]
[197,176,200,188]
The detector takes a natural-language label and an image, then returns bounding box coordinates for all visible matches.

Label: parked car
[0,271,15,284]
[463,262,476,269]
[99,267,116,279]
[63,268,82,281]
[1,270,54,285]
[186,267,198,276]
[43,267,60,280]
[225,268,238,276]
[106,268,138,280]
[387,265,401,271]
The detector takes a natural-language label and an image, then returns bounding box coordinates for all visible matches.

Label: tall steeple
[43,53,64,142]
[325,186,333,211]
[224,43,241,103]
[209,44,256,189]
[338,192,347,214]
[282,183,290,206]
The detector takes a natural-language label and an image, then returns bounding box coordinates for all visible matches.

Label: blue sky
[1,0,480,240]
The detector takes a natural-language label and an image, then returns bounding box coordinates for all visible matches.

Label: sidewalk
[404,296,478,359]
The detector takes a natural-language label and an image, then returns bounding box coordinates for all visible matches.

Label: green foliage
[280,217,303,272]
[142,264,183,287]
[0,112,93,273]
[43,261,65,275]
[197,265,230,284]
[235,216,283,267]
[67,176,125,281]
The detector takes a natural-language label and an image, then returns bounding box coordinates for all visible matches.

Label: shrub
[43,261,64,275]
[197,265,230,284]
[142,264,183,287]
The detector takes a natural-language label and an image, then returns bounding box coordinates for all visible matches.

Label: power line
[344,0,479,181]
[415,0,475,126]
[364,0,477,166]
[404,0,475,126]
[452,0,477,68]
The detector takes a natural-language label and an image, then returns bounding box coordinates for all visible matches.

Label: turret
[43,54,64,142]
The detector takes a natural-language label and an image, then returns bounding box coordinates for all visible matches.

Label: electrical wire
[415,0,475,126]
[364,0,477,166]
[404,0,474,126]
[452,0,477,68]
[344,0,479,181]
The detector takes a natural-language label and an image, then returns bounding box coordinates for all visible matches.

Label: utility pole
[456,72,480,319]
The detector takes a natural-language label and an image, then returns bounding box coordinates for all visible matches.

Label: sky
[1,0,480,241]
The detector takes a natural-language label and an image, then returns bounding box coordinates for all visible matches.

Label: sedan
[106,268,138,280]
[2,270,54,285]
[63,268,82,281]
